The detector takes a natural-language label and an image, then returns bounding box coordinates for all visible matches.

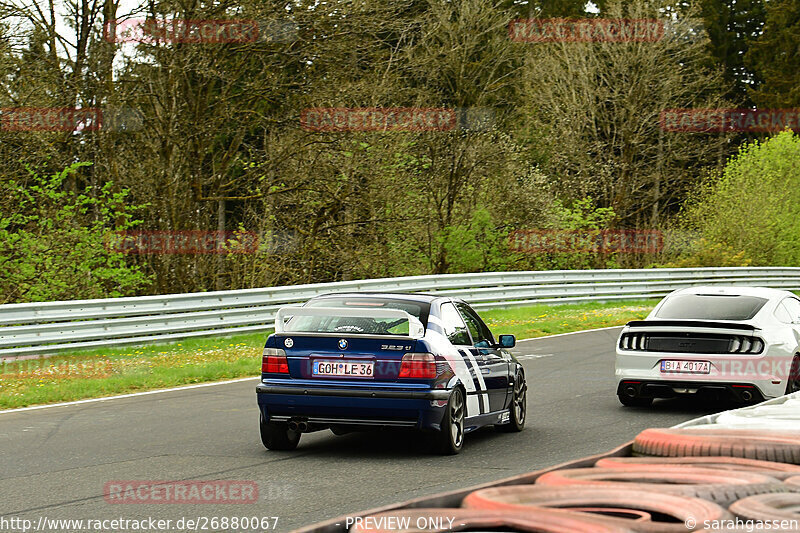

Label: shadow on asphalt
[290,425,506,458]
[266,398,745,457]
[632,396,748,417]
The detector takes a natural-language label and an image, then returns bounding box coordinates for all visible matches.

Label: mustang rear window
[655,294,768,321]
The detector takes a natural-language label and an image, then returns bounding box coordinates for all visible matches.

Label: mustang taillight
[398,353,437,379]
[620,333,648,351]
[729,336,764,354]
[262,348,289,374]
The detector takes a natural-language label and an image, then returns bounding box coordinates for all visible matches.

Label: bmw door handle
[481,368,490,375]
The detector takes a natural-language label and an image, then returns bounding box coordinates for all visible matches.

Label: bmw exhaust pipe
[741,390,753,402]
[288,420,309,432]
[623,385,638,398]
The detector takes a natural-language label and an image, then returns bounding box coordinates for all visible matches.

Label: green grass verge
[0,299,656,410]
[481,299,656,339]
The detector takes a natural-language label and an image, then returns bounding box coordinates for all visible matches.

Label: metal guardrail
[2,267,800,357]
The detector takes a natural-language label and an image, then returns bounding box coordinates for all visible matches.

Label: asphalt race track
[0,327,735,532]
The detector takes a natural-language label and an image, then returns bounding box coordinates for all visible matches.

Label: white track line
[517,325,622,343]
[0,377,259,415]
[0,326,625,415]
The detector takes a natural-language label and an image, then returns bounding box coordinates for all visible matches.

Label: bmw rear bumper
[256,382,450,430]
[256,384,450,400]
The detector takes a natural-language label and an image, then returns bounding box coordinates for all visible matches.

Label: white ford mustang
[615,286,800,407]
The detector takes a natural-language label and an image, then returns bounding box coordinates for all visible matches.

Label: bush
[0,163,151,303]
[677,131,800,266]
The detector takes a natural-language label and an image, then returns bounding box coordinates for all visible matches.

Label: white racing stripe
[461,349,490,413]
[426,315,482,417]
[465,391,480,417]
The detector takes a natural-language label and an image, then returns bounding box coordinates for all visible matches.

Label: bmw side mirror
[498,334,516,348]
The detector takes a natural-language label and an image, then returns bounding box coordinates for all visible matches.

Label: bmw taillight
[398,353,437,379]
[262,348,289,374]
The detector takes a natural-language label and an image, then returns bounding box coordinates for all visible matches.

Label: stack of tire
[350,428,800,533]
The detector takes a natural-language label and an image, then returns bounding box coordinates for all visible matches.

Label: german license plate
[660,360,711,374]
[313,360,374,377]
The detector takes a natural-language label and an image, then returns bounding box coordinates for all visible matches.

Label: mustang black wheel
[259,416,300,451]
[498,372,527,432]
[618,394,653,407]
[785,355,800,395]
[434,388,465,455]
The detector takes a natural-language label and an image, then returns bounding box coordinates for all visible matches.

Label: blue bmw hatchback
[256,293,526,454]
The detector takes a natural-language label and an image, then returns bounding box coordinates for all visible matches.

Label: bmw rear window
[655,294,768,321]
[287,297,430,335]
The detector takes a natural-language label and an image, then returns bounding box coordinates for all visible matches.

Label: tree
[692,0,765,104]
[745,0,800,108]
[517,0,732,227]
[0,0,769,299]
[500,0,592,18]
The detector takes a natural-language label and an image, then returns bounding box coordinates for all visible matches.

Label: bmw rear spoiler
[625,320,759,331]
[274,306,426,339]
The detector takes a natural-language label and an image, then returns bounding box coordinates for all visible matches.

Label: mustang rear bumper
[617,379,766,402]
[615,348,790,399]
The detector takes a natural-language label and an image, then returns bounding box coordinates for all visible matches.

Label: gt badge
[284,338,294,348]
[338,339,348,350]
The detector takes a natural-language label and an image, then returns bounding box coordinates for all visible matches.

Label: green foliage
[678,131,800,266]
[0,163,152,303]
[657,238,753,267]
[438,208,516,273]
[511,197,622,271]
[553,197,616,231]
